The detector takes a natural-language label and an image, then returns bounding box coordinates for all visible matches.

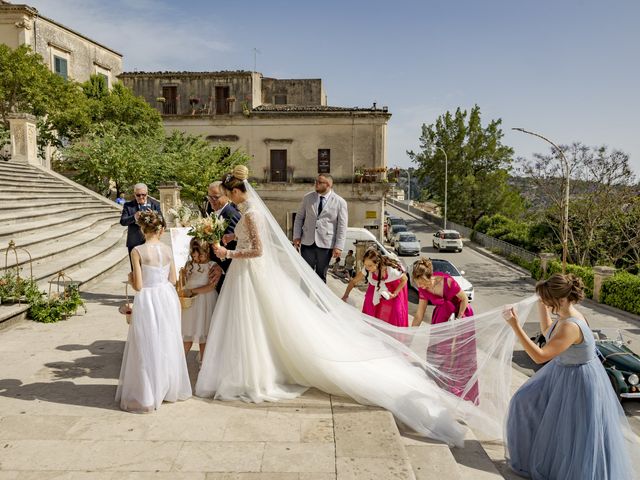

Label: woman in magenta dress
[410,257,479,404]
[342,248,409,327]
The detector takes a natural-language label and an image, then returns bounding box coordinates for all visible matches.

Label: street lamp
[512,127,570,274]
[435,146,448,229]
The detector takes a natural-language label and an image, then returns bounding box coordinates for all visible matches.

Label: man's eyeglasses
[315,180,329,185]
[135,193,147,198]
[208,194,222,201]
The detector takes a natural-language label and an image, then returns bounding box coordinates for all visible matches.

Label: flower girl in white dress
[115,210,192,413]
[181,238,218,358]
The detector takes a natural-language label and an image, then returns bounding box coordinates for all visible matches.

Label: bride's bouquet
[187,214,228,246]
[167,201,199,227]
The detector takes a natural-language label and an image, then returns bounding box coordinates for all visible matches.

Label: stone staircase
[0,160,127,327]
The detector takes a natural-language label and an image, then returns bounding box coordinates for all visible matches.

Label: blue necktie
[318,196,325,216]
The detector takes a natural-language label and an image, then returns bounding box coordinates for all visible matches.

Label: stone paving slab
[0,254,525,479]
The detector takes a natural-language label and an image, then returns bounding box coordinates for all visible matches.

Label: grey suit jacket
[293,190,348,250]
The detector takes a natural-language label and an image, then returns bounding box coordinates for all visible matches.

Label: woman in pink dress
[342,248,409,327]
[411,257,479,404]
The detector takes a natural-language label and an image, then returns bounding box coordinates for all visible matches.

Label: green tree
[408,105,523,228]
[0,44,90,152]
[520,143,638,267]
[152,131,250,205]
[63,123,161,197]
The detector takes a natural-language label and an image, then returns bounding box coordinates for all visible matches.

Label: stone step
[4,219,122,269]
[0,191,88,202]
[0,210,119,242]
[29,227,127,287]
[0,168,67,181]
[0,212,119,249]
[0,184,82,194]
[0,204,116,225]
[0,162,42,174]
[0,196,105,212]
[331,397,417,480]
[0,303,28,331]
[0,176,69,188]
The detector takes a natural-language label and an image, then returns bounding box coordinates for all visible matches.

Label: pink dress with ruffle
[362,266,409,327]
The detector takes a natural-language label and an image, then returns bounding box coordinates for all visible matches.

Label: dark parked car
[533,328,640,400]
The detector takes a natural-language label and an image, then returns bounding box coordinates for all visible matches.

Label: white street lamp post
[512,127,570,274]
[436,146,448,229]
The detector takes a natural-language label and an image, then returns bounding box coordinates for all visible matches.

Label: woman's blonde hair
[411,257,433,283]
[222,165,249,192]
[535,273,585,313]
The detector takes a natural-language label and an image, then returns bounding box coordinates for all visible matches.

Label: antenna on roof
[253,48,261,73]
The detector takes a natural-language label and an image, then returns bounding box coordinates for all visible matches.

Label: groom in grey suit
[293,174,348,282]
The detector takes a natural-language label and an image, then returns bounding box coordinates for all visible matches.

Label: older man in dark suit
[206,181,241,292]
[119,183,162,268]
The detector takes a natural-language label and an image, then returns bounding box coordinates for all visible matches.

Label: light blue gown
[506,317,637,479]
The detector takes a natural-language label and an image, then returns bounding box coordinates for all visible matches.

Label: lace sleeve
[227,211,263,259]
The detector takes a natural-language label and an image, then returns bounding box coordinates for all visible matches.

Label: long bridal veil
[236,181,536,445]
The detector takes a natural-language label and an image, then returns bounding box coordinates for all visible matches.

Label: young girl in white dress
[115,210,192,413]
[181,238,218,358]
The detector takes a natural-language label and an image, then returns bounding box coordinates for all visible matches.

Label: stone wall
[160,111,390,182]
[120,71,256,116]
[0,3,122,85]
[261,78,325,105]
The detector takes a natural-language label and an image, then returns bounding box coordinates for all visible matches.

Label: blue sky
[27,0,640,175]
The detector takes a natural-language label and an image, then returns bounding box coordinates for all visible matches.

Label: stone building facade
[119,70,391,239]
[0,1,122,85]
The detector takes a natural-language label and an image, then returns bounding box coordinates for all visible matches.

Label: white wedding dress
[195,182,536,447]
[116,243,192,412]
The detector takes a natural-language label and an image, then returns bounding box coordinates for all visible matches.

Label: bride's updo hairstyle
[222,165,249,193]
[536,273,585,313]
[136,209,166,236]
[411,257,434,283]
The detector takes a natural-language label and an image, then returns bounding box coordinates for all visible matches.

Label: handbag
[118,281,133,324]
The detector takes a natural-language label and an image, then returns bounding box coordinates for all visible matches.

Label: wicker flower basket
[119,282,133,324]
[176,268,194,310]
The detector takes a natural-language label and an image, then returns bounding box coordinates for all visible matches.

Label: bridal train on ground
[194,180,537,447]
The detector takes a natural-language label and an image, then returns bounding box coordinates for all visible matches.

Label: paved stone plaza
[0,260,516,479]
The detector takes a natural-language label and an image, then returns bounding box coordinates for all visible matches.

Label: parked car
[339,227,405,271]
[389,224,409,245]
[395,232,421,256]
[409,258,474,301]
[533,328,640,400]
[432,229,463,252]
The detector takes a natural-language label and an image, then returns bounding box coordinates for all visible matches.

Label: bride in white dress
[195,165,536,447]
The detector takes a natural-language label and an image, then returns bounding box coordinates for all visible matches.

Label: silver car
[409,258,474,301]
[395,232,421,256]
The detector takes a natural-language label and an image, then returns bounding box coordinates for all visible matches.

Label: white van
[340,227,403,268]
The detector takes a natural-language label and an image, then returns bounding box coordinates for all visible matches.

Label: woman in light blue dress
[503,273,636,480]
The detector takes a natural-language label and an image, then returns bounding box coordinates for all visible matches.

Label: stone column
[593,266,616,303]
[539,253,556,277]
[7,113,38,166]
[157,182,181,227]
[355,239,375,273]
